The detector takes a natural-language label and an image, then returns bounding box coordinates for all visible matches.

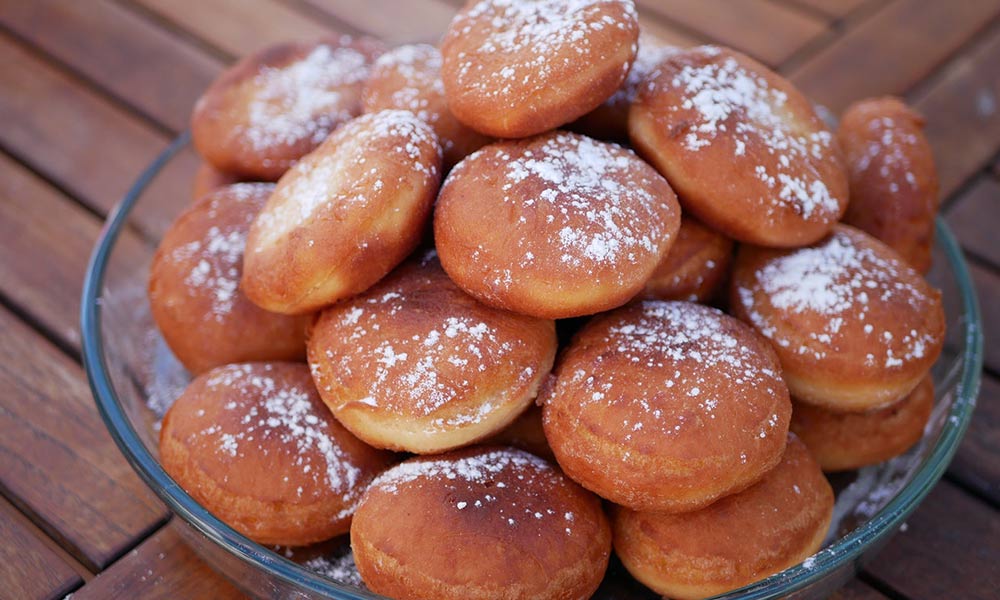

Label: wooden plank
[129,0,335,59]
[781,0,873,19]
[72,524,245,600]
[831,578,891,599]
[948,373,1000,505]
[0,0,222,132]
[0,497,82,600]
[971,262,1000,378]
[863,481,999,599]
[788,0,1000,115]
[945,176,1000,266]
[301,0,457,44]
[637,15,705,48]
[636,0,828,65]
[0,34,198,239]
[0,304,168,571]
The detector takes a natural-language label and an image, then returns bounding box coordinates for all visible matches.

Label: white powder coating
[303,551,364,587]
[605,38,681,109]
[449,0,637,105]
[852,115,923,191]
[200,364,362,500]
[655,46,841,220]
[371,44,448,135]
[237,41,371,151]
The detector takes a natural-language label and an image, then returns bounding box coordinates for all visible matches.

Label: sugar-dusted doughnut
[159,363,393,546]
[839,97,940,273]
[629,45,848,247]
[191,36,384,180]
[613,433,833,600]
[148,183,309,374]
[362,43,491,169]
[541,300,791,512]
[440,0,639,138]
[307,253,557,454]
[791,375,934,472]
[482,404,554,461]
[731,224,945,412]
[435,131,680,319]
[640,215,733,303]
[242,109,441,315]
[352,446,611,600]
[192,162,244,201]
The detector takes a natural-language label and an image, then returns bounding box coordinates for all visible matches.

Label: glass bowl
[82,134,983,600]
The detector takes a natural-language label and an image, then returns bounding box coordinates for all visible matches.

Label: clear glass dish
[82,133,983,600]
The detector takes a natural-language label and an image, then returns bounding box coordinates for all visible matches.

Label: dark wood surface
[0,1,996,598]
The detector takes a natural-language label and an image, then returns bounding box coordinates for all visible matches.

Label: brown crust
[440,0,639,137]
[191,162,246,201]
[791,375,934,472]
[629,45,848,247]
[482,404,555,462]
[541,300,791,512]
[191,36,384,180]
[640,215,734,302]
[242,109,442,315]
[839,96,940,273]
[362,44,492,170]
[730,224,945,412]
[148,183,310,374]
[158,363,394,546]
[307,254,557,454]
[613,433,833,600]
[434,130,680,319]
[351,446,611,600]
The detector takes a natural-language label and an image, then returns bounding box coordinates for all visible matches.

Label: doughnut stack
[151,1,947,598]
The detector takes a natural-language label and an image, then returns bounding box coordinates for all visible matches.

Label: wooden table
[0,0,997,598]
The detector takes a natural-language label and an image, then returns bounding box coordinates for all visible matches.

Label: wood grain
[781,0,876,19]
[0,497,82,600]
[72,524,245,600]
[830,578,891,599]
[301,0,456,45]
[948,374,1000,505]
[945,176,1000,265]
[970,262,1000,374]
[0,304,168,570]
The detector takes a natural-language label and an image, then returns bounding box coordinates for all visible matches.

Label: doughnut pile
[152,1,947,597]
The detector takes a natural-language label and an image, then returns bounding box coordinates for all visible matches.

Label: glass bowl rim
[80,133,984,600]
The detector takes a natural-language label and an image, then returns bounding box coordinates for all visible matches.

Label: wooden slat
[0,34,197,239]
[129,0,335,59]
[949,373,1000,504]
[637,15,705,49]
[945,176,1000,266]
[73,524,245,600]
[636,0,828,65]
[0,497,82,600]
[781,0,874,19]
[0,304,168,571]
[863,481,999,599]
[788,0,1000,115]
[830,578,890,599]
[301,0,457,44]
[0,0,222,132]
[971,262,1000,374]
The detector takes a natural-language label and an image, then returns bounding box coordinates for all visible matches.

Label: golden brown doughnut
[351,446,611,600]
[435,130,681,319]
[148,183,310,374]
[159,363,393,546]
[629,45,848,247]
[541,300,791,512]
[307,253,557,454]
[839,97,940,273]
[640,215,734,302]
[791,375,934,472]
[482,404,555,462]
[613,433,833,600]
[191,36,384,180]
[362,43,491,170]
[731,224,945,412]
[242,109,442,315]
[440,0,639,138]
[191,162,245,201]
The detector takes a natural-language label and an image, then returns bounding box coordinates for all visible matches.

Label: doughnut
[541,300,791,513]
[351,446,611,600]
[307,253,557,454]
[191,162,244,201]
[791,374,934,472]
[629,45,848,247]
[731,224,945,412]
[191,36,384,180]
[440,0,639,138]
[435,131,681,319]
[242,109,442,315]
[640,215,733,303]
[159,363,393,546]
[362,44,491,170]
[148,183,310,374]
[482,404,555,461]
[613,433,833,600]
[838,97,940,273]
